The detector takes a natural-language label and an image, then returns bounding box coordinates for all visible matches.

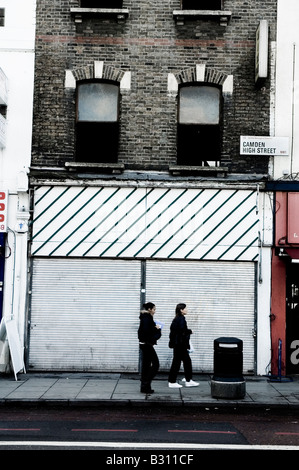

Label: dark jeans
[168,346,192,383]
[139,344,159,391]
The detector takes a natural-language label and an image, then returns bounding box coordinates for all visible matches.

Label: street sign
[240,136,289,156]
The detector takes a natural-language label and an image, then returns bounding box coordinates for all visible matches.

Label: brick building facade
[27,1,276,375]
[31,0,276,175]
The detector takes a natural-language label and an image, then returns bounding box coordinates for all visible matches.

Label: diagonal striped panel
[31,186,260,261]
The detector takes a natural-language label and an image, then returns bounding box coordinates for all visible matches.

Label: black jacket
[138,311,161,345]
[169,315,192,349]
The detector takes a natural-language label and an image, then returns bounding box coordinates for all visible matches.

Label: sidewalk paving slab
[0,372,298,409]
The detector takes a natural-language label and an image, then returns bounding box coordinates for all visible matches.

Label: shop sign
[287,193,299,244]
[0,190,7,232]
[240,136,289,156]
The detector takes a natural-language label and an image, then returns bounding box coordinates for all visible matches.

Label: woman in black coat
[138,302,161,393]
[168,303,199,388]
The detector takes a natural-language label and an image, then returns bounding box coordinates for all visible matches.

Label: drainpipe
[7,227,16,321]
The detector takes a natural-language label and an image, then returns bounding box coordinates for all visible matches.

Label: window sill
[169,165,229,177]
[173,9,232,26]
[65,162,125,174]
[70,7,129,23]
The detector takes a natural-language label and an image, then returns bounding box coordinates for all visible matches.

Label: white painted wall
[0,0,36,189]
[274,0,299,178]
[0,52,35,190]
[0,1,36,369]
[0,0,36,51]
[256,189,273,376]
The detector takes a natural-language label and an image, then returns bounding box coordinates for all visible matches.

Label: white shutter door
[145,260,256,374]
[29,258,141,372]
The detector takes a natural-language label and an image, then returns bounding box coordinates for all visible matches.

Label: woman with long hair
[168,303,199,388]
[138,302,161,394]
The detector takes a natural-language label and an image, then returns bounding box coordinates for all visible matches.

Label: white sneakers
[168,382,183,388]
[184,379,200,387]
[168,379,199,388]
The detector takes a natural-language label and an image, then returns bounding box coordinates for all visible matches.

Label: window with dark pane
[181,0,222,10]
[76,81,120,163]
[177,85,222,166]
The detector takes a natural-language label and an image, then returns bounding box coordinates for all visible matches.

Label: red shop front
[271,191,299,376]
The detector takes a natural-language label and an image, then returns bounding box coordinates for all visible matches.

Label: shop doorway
[286,263,299,374]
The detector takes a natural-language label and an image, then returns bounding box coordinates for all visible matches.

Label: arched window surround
[64,62,131,169]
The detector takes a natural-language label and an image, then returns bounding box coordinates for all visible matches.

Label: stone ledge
[65,162,125,174]
[70,7,129,23]
[173,9,232,26]
[169,165,229,177]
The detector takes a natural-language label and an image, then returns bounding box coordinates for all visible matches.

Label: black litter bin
[213,337,243,381]
[211,337,246,399]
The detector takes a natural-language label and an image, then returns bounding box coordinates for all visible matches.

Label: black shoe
[141,388,154,394]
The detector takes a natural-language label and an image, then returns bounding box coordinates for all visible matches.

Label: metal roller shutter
[145,260,256,374]
[29,258,141,372]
